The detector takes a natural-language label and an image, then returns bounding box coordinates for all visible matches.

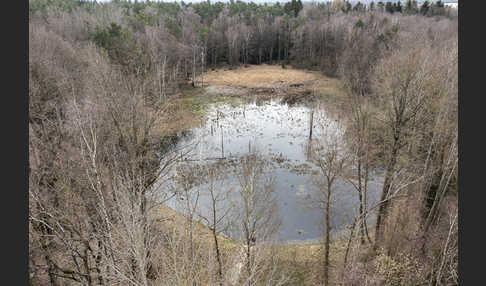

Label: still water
[156,99,382,242]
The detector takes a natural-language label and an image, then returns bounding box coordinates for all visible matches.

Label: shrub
[375,251,424,285]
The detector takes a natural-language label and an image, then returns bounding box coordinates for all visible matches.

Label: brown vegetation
[197,64,318,88]
[29,1,457,285]
[197,64,345,105]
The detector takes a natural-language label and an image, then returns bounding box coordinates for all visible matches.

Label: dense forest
[29,0,458,285]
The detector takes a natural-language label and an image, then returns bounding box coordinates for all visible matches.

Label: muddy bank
[196,64,342,105]
[204,81,318,105]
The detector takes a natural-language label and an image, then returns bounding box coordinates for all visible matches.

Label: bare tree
[194,167,234,286]
[233,151,281,286]
[371,47,433,250]
[29,3,458,285]
[434,204,458,285]
[241,23,252,66]
[343,91,375,245]
[310,108,350,286]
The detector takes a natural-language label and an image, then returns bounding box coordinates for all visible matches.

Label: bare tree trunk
[258,47,262,65]
[324,180,332,286]
[247,240,252,286]
[246,43,249,66]
[228,44,232,66]
[270,46,274,64]
[95,240,104,285]
[287,23,291,62]
[161,55,167,100]
[343,217,357,268]
[192,46,196,87]
[423,136,458,234]
[201,50,204,88]
[212,225,224,286]
[435,210,457,284]
[84,248,93,286]
[156,63,161,100]
[220,125,224,158]
[309,110,314,141]
[357,157,366,245]
[185,59,188,82]
[207,171,225,286]
[43,247,58,286]
[363,154,372,244]
[374,135,400,250]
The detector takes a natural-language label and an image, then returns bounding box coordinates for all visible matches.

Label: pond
[155,99,382,242]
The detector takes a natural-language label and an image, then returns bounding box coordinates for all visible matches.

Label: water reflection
[157,99,382,242]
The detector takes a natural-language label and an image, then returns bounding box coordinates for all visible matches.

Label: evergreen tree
[377,1,385,12]
[353,1,365,12]
[395,1,402,13]
[420,0,430,15]
[429,0,445,16]
[385,1,394,13]
[295,0,303,17]
[369,1,375,11]
[284,0,303,17]
[404,0,419,14]
[342,0,352,13]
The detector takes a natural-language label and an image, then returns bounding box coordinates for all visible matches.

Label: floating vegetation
[165,99,381,241]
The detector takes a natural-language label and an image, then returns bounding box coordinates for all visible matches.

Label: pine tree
[385,1,394,14]
[377,1,385,12]
[420,0,430,15]
[396,1,402,13]
[343,0,352,13]
[353,1,365,12]
[284,0,303,17]
[294,0,303,17]
[404,0,418,14]
[369,1,375,11]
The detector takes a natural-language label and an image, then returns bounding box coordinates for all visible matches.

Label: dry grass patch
[149,202,237,248]
[199,64,320,88]
[198,64,347,106]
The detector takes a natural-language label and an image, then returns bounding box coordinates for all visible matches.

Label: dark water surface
[156,99,382,242]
